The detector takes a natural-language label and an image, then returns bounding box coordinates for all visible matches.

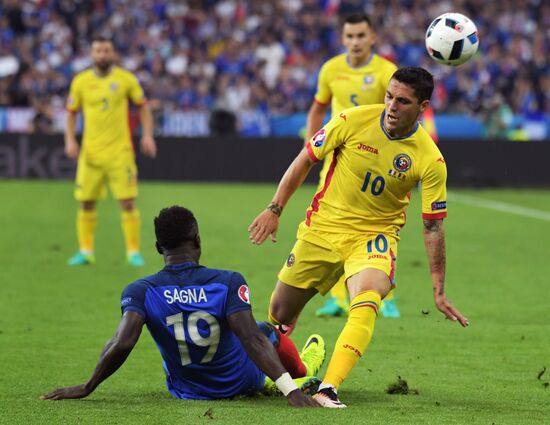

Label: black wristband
[267,202,283,217]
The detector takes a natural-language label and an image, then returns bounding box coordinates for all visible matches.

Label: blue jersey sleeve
[225,272,252,317]
[121,281,148,318]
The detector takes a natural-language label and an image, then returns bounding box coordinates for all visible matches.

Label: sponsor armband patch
[431,201,447,211]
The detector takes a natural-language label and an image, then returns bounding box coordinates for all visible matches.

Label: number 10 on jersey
[361,171,385,196]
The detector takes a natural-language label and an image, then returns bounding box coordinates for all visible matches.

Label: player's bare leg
[68,200,97,265]
[315,268,391,408]
[268,281,317,335]
[119,198,143,266]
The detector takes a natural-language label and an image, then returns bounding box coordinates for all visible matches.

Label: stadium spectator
[29,97,55,134]
[42,205,324,406]
[482,93,514,140]
[255,32,286,89]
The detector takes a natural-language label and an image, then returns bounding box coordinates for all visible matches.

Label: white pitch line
[448,192,550,222]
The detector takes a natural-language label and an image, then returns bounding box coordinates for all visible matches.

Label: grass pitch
[1,180,549,425]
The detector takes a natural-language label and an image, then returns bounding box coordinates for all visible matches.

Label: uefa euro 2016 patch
[431,201,447,211]
[312,129,326,147]
[238,285,250,304]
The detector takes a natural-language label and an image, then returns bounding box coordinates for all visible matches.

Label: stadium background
[0,0,548,139]
[1,1,550,424]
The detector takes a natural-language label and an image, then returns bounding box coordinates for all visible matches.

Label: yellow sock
[77,209,97,253]
[323,290,381,389]
[330,277,349,309]
[121,209,141,254]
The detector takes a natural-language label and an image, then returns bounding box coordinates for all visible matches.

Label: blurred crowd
[0,0,548,138]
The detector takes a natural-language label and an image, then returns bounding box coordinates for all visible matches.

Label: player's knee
[119,198,136,211]
[80,201,96,211]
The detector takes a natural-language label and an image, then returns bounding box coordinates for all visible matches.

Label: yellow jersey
[314,53,397,115]
[305,105,447,236]
[66,66,146,161]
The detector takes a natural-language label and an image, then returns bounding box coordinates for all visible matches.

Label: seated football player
[42,206,325,406]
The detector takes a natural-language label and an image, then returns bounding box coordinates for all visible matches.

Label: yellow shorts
[278,222,398,295]
[75,153,138,201]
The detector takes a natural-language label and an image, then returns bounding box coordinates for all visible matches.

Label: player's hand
[41,384,91,400]
[248,209,279,244]
[65,141,80,160]
[140,135,157,158]
[434,293,469,327]
[286,389,320,407]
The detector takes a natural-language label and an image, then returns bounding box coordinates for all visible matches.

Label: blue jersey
[120,262,265,400]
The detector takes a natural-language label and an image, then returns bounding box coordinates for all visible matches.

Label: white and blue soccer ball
[425,12,479,66]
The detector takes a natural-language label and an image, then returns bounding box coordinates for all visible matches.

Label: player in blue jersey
[42,206,324,406]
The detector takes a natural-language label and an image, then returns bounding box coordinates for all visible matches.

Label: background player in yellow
[249,67,469,408]
[304,13,399,318]
[65,36,157,267]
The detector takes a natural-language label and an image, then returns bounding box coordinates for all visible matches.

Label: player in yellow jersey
[305,13,399,318]
[65,36,157,267]
[249,67,469,408]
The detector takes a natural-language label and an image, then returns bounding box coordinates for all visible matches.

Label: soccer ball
[425,13,479,66]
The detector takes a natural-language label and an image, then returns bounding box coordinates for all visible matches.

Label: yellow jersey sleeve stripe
[134,98,147,106]
[306,143,321,163]
[422,211,448,220]
[313,97,330,106]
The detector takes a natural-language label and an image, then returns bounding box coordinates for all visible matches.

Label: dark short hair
[91,35,114,46]
[391,67,434,102]
[343,13,373,28]
[154,206,199,250]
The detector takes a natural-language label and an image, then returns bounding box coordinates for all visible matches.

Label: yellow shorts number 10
[278,222,398,295]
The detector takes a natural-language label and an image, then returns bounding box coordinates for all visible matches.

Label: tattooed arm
[423,219,469,327]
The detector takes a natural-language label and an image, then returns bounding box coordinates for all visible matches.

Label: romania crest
[393,153,412,172]
[287,253,295,267]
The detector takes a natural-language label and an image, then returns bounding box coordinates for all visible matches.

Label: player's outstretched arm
[228,310,319,407]
[248,148,315,245]
[41,311,145,400]
[423,219,469,327]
